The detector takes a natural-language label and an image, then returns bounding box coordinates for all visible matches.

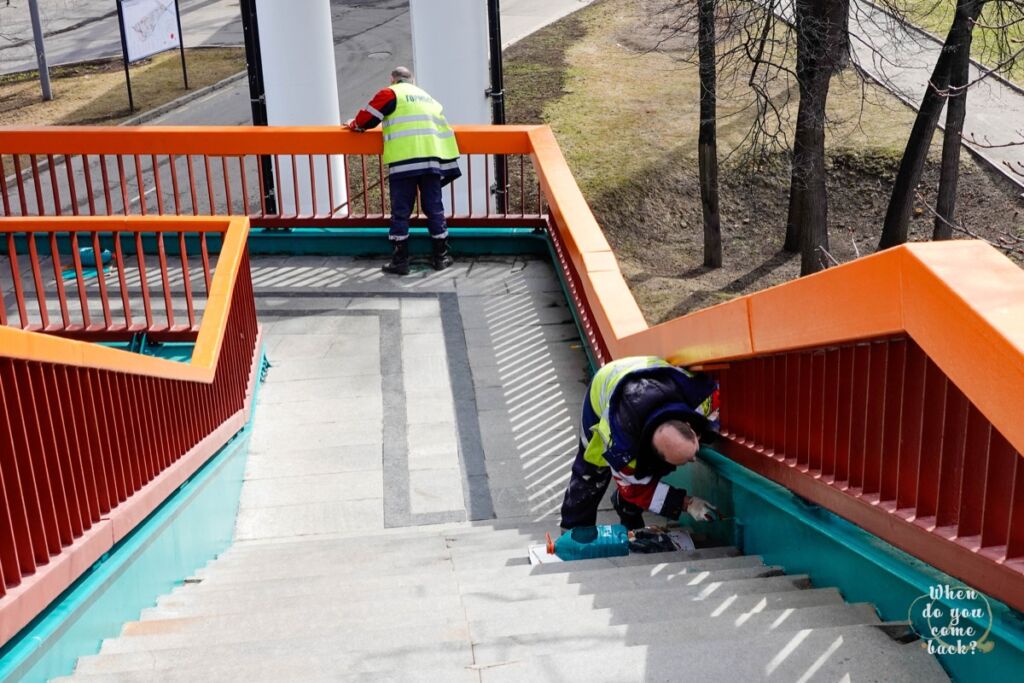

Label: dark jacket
[605,366,718,480]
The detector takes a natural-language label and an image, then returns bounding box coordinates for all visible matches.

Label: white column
[409,0,491,216]
[256,0,347,217]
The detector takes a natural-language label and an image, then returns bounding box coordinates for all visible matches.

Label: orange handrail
[0,216,250,382]
[3,124,1022,611]
[526,120,1024,611]
[0,125,540,156]
[521,124,1024,457]
[0,214,261,646]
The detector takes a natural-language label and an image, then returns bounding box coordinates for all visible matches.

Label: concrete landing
[239,254,590,540]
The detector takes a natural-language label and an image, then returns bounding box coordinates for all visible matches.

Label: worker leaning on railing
[560,356,721,531]
[347,66,461,275]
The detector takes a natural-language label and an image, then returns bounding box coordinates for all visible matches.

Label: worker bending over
[560,356,720,530]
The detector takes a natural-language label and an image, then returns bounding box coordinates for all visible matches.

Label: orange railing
[531,122,1024,612]
[0,127,545,228]
[3,126,1021,614]
[0,215,261,645]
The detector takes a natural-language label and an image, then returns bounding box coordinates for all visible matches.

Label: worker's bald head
[391,66,413,83]
[652,420,699,466]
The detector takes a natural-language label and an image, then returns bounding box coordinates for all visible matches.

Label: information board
[120,0,181,63]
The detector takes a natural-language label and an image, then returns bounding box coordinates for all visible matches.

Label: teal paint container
[552,525,630,561]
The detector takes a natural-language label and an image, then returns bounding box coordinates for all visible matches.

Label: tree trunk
[934,1,979,240]
[795,71,832,275]
[698,0,722,268]
[878,1,984,249]
[783,130,805,253]
[789,0,848,275]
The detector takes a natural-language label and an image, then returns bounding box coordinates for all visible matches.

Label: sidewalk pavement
[849,0,1024,189]
[0,0,242,75]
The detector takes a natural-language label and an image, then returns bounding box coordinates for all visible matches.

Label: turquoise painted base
[8,227,550,260]
[664,449,1024,682]
[0,351,265,683]
[245,226,549,256]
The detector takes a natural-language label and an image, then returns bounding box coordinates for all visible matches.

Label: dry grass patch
[0,47,245,127]
[506,0,1023,324]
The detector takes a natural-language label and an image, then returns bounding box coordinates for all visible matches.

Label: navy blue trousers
[560,385,610,529]
[560,381,647,529]
[388,173,447,241]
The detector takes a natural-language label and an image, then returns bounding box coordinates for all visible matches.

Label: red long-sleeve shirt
[348,87,398,131]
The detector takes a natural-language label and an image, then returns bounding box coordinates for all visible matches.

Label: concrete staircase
[56,520,948,682]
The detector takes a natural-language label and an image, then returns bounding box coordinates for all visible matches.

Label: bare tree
[933,0,985,239]
[788,0,850,274]
[698,0,723,267]
[877,0,1024,248]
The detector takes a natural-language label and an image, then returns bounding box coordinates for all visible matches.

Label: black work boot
[612,489,645,531]
[382,237,409,274]
[431,237,454,271]
[382,240,410,275]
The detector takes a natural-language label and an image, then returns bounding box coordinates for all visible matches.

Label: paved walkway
[239,254,591,539]
[848,0,1024,188]
[769,0,1024,188]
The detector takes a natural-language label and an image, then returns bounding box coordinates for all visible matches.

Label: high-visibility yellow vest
[583,357,713,471]
[583,356,672,469]
[381,82,460,167]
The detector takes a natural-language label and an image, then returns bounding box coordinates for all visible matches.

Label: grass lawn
[505,0,1023,322]
[901,0,1024,85]
[0,47,245,127]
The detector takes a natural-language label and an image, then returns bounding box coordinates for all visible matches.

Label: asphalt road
[2,0,598,125]
[0,0,244,75]
[152,0,414,126]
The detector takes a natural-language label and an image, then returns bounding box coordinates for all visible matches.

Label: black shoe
[431,237,453,271]
[612,489,645,530]
[382,240,410,275]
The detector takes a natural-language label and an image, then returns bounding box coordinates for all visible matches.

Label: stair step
[102,613,470,655]
[220,517,582,556]
[150,567,791,620]
[472,602,884,660]
[465,587,847,632]
[468,601,881,642]
[177,559,458,595]
[58,670,477,683]
[454,556,773,592]
[159,561,778,616]
[526,546,740,575]
[177,552,761,597]
[472,625,948,683]
[460,574,811,614]
[188,545,741,588]
[75,635,478,679]
[136,592,465,628]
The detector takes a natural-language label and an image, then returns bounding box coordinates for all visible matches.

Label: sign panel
[120,0,181,63]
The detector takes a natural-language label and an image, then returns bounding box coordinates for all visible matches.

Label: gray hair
[391,66,413,83]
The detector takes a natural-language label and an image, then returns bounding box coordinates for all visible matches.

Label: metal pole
[174,0,189,89]
[240,0,276,214]
[486,0,507,213]
[115,0,134,111]
[27,0,52,101]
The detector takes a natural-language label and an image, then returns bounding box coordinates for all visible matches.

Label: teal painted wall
[0,430,251,683]
[665,449,1024,683]
[0,347,267,683]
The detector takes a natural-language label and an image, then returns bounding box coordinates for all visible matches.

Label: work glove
[686,496,719,522]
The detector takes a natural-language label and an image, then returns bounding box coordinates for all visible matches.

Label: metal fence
[0,216,259,645]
